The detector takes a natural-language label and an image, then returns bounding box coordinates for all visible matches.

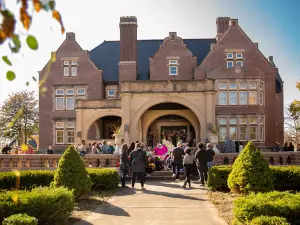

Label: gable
[90,39,216,81]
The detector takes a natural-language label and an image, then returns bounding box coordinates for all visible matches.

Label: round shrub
[51,145,92,197]
[250,216,290,225]
[227,141,274,193]
[2,214,38,225]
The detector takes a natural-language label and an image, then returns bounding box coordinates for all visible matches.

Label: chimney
[119,16,138,81]
[119,16,137,62]
[66,32,75,40]
[216,17,230,41]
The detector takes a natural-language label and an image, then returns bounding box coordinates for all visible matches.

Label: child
[183,148,194,188]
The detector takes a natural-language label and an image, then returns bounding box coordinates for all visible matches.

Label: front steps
[126,170,200,181]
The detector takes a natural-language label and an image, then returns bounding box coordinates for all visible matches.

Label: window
[239,83,247,89]
[229,83,237,89]
[219,118,227,125]
[260,126,264,141]
[71,60,77,65]
[169,66,178,75]
[77,88,85,95]
[240,127,247,141]
[249,91,257,104]
[56,130,64,144]
[249,127,257,140]
[236,53,243,59]
[236,61,243,67]
[248,82,257,89]
[66,97,74,110]
[219,127,227,142]
[227,61,234,68]
[169,60,178,64]
[249,118,257,124]
[219,83,227,90]
[260,92,263,105]
[230,127,237,140]
[66,122,75,128]
[229,91,237,105]
[107,89,115,97]
[64,67,69,76]
[67,130,75,144]
[71,67,77,76]
[63,61,69,66]
[219,92,227,105]
[239,91,247,105]
[239,117,247,124]
[56,97,64,110]
[227,53,233,59]
[66,89,74,95]
[55,122,64,128]
[229,118,237,125]
[55,89,64,95]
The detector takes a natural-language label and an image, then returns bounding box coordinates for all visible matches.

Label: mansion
[39,16,284,151]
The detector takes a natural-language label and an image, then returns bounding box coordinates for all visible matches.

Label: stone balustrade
[0,152,299,171]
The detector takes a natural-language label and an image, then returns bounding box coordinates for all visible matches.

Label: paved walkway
[74,181,226,225]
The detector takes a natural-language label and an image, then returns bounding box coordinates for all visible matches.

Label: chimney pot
[216,17,230,41]
[230,19,238,27]
[66,32,75,40]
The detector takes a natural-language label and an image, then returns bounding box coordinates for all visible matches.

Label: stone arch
[82,111,123,141]
[142,110,200,144]
[130,97,206,143]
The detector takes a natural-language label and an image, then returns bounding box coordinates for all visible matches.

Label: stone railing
[214,152,300,166]
[0,154,119,171]
[76,99,121,109]
[120,79,215,93]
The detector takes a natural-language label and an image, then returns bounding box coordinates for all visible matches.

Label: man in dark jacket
[206,143,215,170]
[195,143,208,185]
[172,142,185,180]
[1,145,11,154]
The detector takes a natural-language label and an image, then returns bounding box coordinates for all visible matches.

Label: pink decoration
[154,145,168,156]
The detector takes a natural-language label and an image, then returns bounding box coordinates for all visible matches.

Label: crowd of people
[119,140,217,190]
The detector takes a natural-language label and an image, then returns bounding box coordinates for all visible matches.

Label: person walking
[120,143,129,188]
[195,143,208,186]
[130,142,148,191]
[172,142,185,181]
[206,143,215,170]
[183,148,194,188]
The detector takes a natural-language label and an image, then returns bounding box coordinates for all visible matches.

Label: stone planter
[210,133,218,143]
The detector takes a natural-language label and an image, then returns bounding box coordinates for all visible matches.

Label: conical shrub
[227,141,274,194]
[51,145,92,197]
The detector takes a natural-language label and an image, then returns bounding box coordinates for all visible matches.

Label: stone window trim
[227,61,234,68]
[107,89,116,97]
[54,86,87,111]
[226,53,234,59]
[236,60,243,67]
[168,58,179,76]
[54,120,75,145]
[236,53,243,59]
[217,115,265,142]
[229,91,237,105]
[62,58,79,77]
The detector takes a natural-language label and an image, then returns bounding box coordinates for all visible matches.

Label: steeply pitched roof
[89,39,216,81]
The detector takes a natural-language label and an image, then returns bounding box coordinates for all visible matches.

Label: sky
[0,0,299,106]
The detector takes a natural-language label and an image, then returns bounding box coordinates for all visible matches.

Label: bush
[250,216,290,225]
[233,191,300,224]
[227,141,274,193]
[207,166,300,191]
[51,145,92,197]
[0,187,75,225]
[2,214,38,225]
[207,166,231,191]
[88,168,118,190]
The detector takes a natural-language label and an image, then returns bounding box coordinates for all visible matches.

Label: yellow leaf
[13,170,21,177]
[33,0,41,12]
[12,195,19,204]
[21,144,28,152]
[52,10,65,34]
[51,52,56,62]
[20,8,31,30]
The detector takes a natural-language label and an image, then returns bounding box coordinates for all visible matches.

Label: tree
[0,90,38,144]
[51,146,92,198]
[284,103,300,148]
[0,0,64,82]
[227,141,274,194]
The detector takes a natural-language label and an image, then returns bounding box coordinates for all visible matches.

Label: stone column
[121,93,131,144]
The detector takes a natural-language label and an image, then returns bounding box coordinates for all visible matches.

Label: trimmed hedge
[2,214,38,225]
[0,168,118,191]
[233,191,300,224]
[207,166,300,191]
[249,216,290,225]
[0,187,75,225]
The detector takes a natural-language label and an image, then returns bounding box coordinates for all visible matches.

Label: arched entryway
[137,103,201,145]
[87,116,122,141]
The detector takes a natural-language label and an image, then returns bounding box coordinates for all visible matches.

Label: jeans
[184,164,193,185]
[132,172,145,187]
[120,168,128,187]
[207,161,213,170]
[172,163,182,179]
[197,165,208,184]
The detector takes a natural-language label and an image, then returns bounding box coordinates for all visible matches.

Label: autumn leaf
[1,10,16,38]
[33,0,42,12]
[20,8,31,30]
[52,10,65,34]
[2,56,12,66]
